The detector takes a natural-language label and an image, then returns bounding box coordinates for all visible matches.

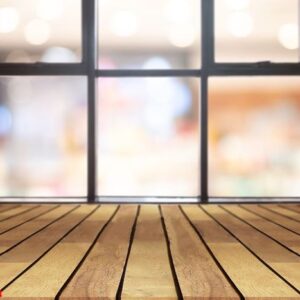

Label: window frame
[0,0,299,203]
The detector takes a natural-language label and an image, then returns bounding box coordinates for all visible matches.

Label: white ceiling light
[0,7,19,33]
[225,0,250,10]
[110,11,137,37]
[36,0,64,21]
[278,23,298,50]
[25,19,51,45]
[168,25,195,48]
[227,12,253,38]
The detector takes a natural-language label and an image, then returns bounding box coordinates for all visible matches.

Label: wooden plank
[263,205,300,222]
[0,205,76,254]
[242,205,300,235]
[4,205,118,299]
[0,205,38,222]
[182,205,299,299]
[223,205,300,255]
[122,205,177,299]
[0,205,57,235]
[279,204,300,215]
[162,205,239,299]
[0,205,96,288]
[0,205,20,213]
[60,205,137,300]
[203,205,300,291]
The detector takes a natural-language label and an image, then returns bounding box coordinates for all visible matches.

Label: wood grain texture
[203,205,300,291]
[162,205,239,299]
[0,205,38,222]
[1,204,300,300]
[4,205,117,299]
[0,205,57,235]
[282,205,300,214]
[122,205,177,300]
[0,205,19,213]
[0,205,75,254]
[263,205,300,222]
[182,205,300,299]
[0,205,95,288]
[223,205,300,254]
[60,205,137,300]
[242,205,300,235]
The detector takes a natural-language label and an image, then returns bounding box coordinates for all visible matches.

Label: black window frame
[0,0,300,203]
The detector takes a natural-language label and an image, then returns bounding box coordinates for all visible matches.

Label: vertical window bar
[83,0,97,203]
[201,0,215,202]
[298,0,300,61]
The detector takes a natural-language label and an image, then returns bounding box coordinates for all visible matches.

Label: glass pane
[209,77,300,197]
[98,0,201,69]
[98,77,200,196]
[0,0,81,63]
[215,0,299,62]
[0,76,87,196]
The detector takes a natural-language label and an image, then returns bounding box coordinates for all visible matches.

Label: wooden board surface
[222,205,300,254]
[263,205,300,222]
[242,204,300,235]
[283,204,300,214]
[183,205,300,299]
[0,205,93,287]
[0,205,19,213]
[60,205,137,299]
[122,205,177,299]
[0,205,38,222]
[4,205,117,299]
[162,205,239,299]
[203,205,300,291]
[0,205,57,235]
[0,205,77,254]
[0,203,299,299]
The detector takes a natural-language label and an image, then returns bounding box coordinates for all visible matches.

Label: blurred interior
[0,0,299,197]
[98,78,200,196]
[210,77,300,197]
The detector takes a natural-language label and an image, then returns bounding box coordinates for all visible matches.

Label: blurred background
[0,0,299,197]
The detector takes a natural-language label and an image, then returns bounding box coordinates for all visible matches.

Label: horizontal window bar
[209,63,300,76]
[96,69,201,77]
[97,196,199,199]
[0,196,86,199]
[210,196,300,199]
[0,196,298,200]
[0,63,87,76]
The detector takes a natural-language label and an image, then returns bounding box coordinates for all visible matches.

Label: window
[1,0,299,202]
[0,0,81,63]
[97,77,200,196]
[209,77,300,197]
[0,77,87,196]
[215,0,299,62]
[98,0,201,69]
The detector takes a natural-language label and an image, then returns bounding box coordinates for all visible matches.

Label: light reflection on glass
[0,0,81,63]
[0,76,87,196]
[215,0,299,62]
[98,0,201,69]
[97,77,200,196]
[209,77,300,196]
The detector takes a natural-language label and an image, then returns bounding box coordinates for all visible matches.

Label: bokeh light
[110,11,137,37]
[227,12,253,38]
[278,23,298,50]
[0,7,19,33]
[24,19,51,45]
[36,0,64,21]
